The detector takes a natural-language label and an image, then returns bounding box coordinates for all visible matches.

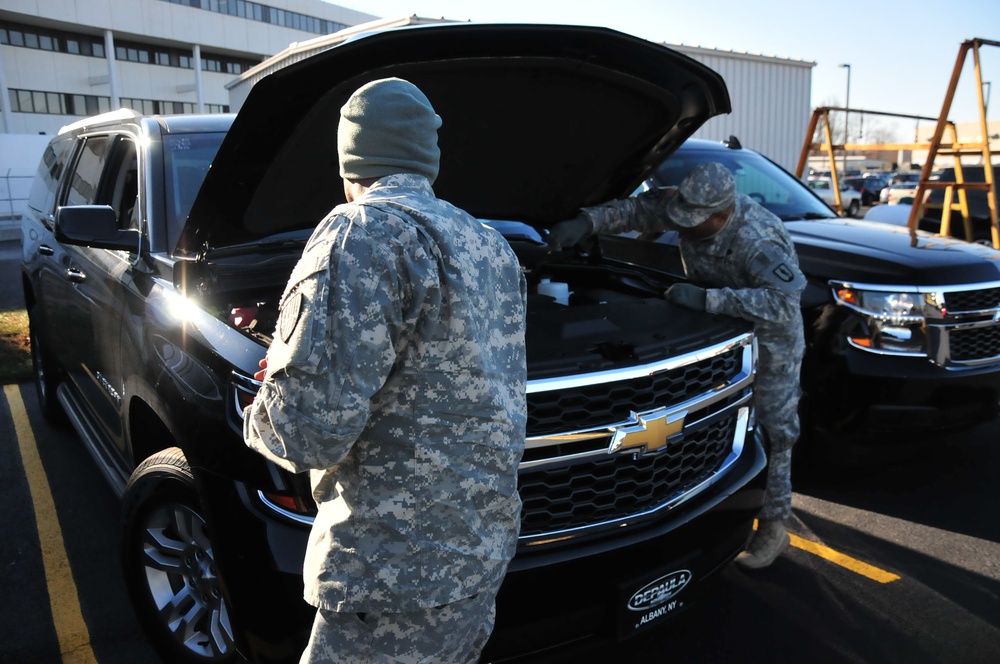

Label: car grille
[518,335,754,546]
[527,347,741,437]
[518,414,737,538]
[948,325,1000,361]
[933,285,1000,365]
[248,334,757,545]
[944,287,1000,312]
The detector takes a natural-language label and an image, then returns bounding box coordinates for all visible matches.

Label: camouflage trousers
[760,448,794,521]
[755,356,802,522]
[299,590,497,663]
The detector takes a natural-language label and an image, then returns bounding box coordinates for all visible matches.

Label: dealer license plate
[616,566,694,638]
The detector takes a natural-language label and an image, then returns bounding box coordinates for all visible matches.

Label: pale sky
[332,0,1000,141]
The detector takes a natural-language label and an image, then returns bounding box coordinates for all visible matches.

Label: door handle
[39,244,55,256]
[66,267,86,284]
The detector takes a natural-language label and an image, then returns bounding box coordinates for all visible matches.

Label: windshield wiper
[207,237,307,259]
[779,212,837,221]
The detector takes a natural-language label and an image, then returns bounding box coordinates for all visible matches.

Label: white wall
[0,134,51,219]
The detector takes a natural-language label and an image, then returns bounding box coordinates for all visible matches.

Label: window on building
[1,20,105,58]
[156,0,347,35]
[10,88,109,116]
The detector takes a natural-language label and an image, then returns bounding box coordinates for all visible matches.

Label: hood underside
[179,22,729,254]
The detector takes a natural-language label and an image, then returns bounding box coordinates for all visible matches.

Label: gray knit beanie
[337,77,442,183]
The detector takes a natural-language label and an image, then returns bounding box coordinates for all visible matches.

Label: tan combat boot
[735,519,789,570]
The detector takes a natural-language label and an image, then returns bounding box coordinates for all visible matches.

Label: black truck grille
[517,415,737,537]
[527,347,741,436]
[950,325,1000,361]
[944,287,1000,312]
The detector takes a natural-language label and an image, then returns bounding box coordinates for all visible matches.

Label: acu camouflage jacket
[244,173,527,613]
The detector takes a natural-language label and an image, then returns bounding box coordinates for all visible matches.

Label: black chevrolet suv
[20,24,766,664]
[603,138,1000,462]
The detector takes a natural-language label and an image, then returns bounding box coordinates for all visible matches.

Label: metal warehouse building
[674,45,815,173]
[0,0,813,225]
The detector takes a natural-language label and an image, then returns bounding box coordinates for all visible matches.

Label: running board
[56,384,129,498]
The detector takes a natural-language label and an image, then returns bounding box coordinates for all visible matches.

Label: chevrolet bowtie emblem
[610,408,687,456]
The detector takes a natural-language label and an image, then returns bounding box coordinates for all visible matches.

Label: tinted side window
[64,135,113,206]
[105,138,139,229]
[27,137,75,222]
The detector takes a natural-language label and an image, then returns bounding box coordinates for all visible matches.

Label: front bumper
[483,425,767,662]
[806,345,1000,444]
[223,425,766,664]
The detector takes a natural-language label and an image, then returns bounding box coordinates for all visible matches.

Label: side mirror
[55,205,142,252]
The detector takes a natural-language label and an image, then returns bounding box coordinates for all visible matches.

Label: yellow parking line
[5,385,98,663]
[789,532,901,584]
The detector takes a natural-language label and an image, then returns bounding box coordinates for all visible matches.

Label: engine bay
[202,222,742,378]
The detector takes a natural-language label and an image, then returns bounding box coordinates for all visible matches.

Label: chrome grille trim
[517,336,755,545]
[527,333,754,394]
[518,406,751,547]
[521,357,753,470]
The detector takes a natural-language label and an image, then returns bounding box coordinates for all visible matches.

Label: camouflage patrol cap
[666,162,736,228]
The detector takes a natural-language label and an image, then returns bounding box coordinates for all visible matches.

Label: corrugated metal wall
[671,45,815,173]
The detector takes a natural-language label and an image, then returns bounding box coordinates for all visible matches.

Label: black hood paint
[178,22,730,255]
[789,218,1000,285]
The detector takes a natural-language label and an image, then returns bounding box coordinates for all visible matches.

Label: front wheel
[120,448,237,664]
[846,200,861,218]
[28,308,65,424]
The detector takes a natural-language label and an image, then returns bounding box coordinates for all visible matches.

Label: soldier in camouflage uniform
[548,161,805,570]
[244,78,527,662]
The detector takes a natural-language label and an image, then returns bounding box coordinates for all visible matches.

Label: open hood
[179,22,730,255]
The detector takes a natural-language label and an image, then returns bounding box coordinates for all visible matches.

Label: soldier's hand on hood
[546,214,593,251]
[664,283,707,311]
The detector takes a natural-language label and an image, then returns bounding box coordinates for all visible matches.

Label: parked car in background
[806,177,862,217]
[844,175,887,206]
[603,137,1000,465]
[889,171,922,185]
[882,181,921,204]
[20,23,767,664]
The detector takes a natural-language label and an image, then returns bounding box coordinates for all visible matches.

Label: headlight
[834,287,927,355]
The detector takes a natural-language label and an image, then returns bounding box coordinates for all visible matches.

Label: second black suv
[603,138,1000,462]
[21,24,765,664]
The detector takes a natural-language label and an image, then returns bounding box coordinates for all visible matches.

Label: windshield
[645,145,838,221]
[163,132,226,250]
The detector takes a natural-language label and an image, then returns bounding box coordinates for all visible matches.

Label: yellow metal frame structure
[795,38,999,248]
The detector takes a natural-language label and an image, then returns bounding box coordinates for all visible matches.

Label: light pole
[839,63,851,176]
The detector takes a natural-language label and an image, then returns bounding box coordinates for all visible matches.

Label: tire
[846,200,860,218]
[120,448,237,664]
[28,308,65,424]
